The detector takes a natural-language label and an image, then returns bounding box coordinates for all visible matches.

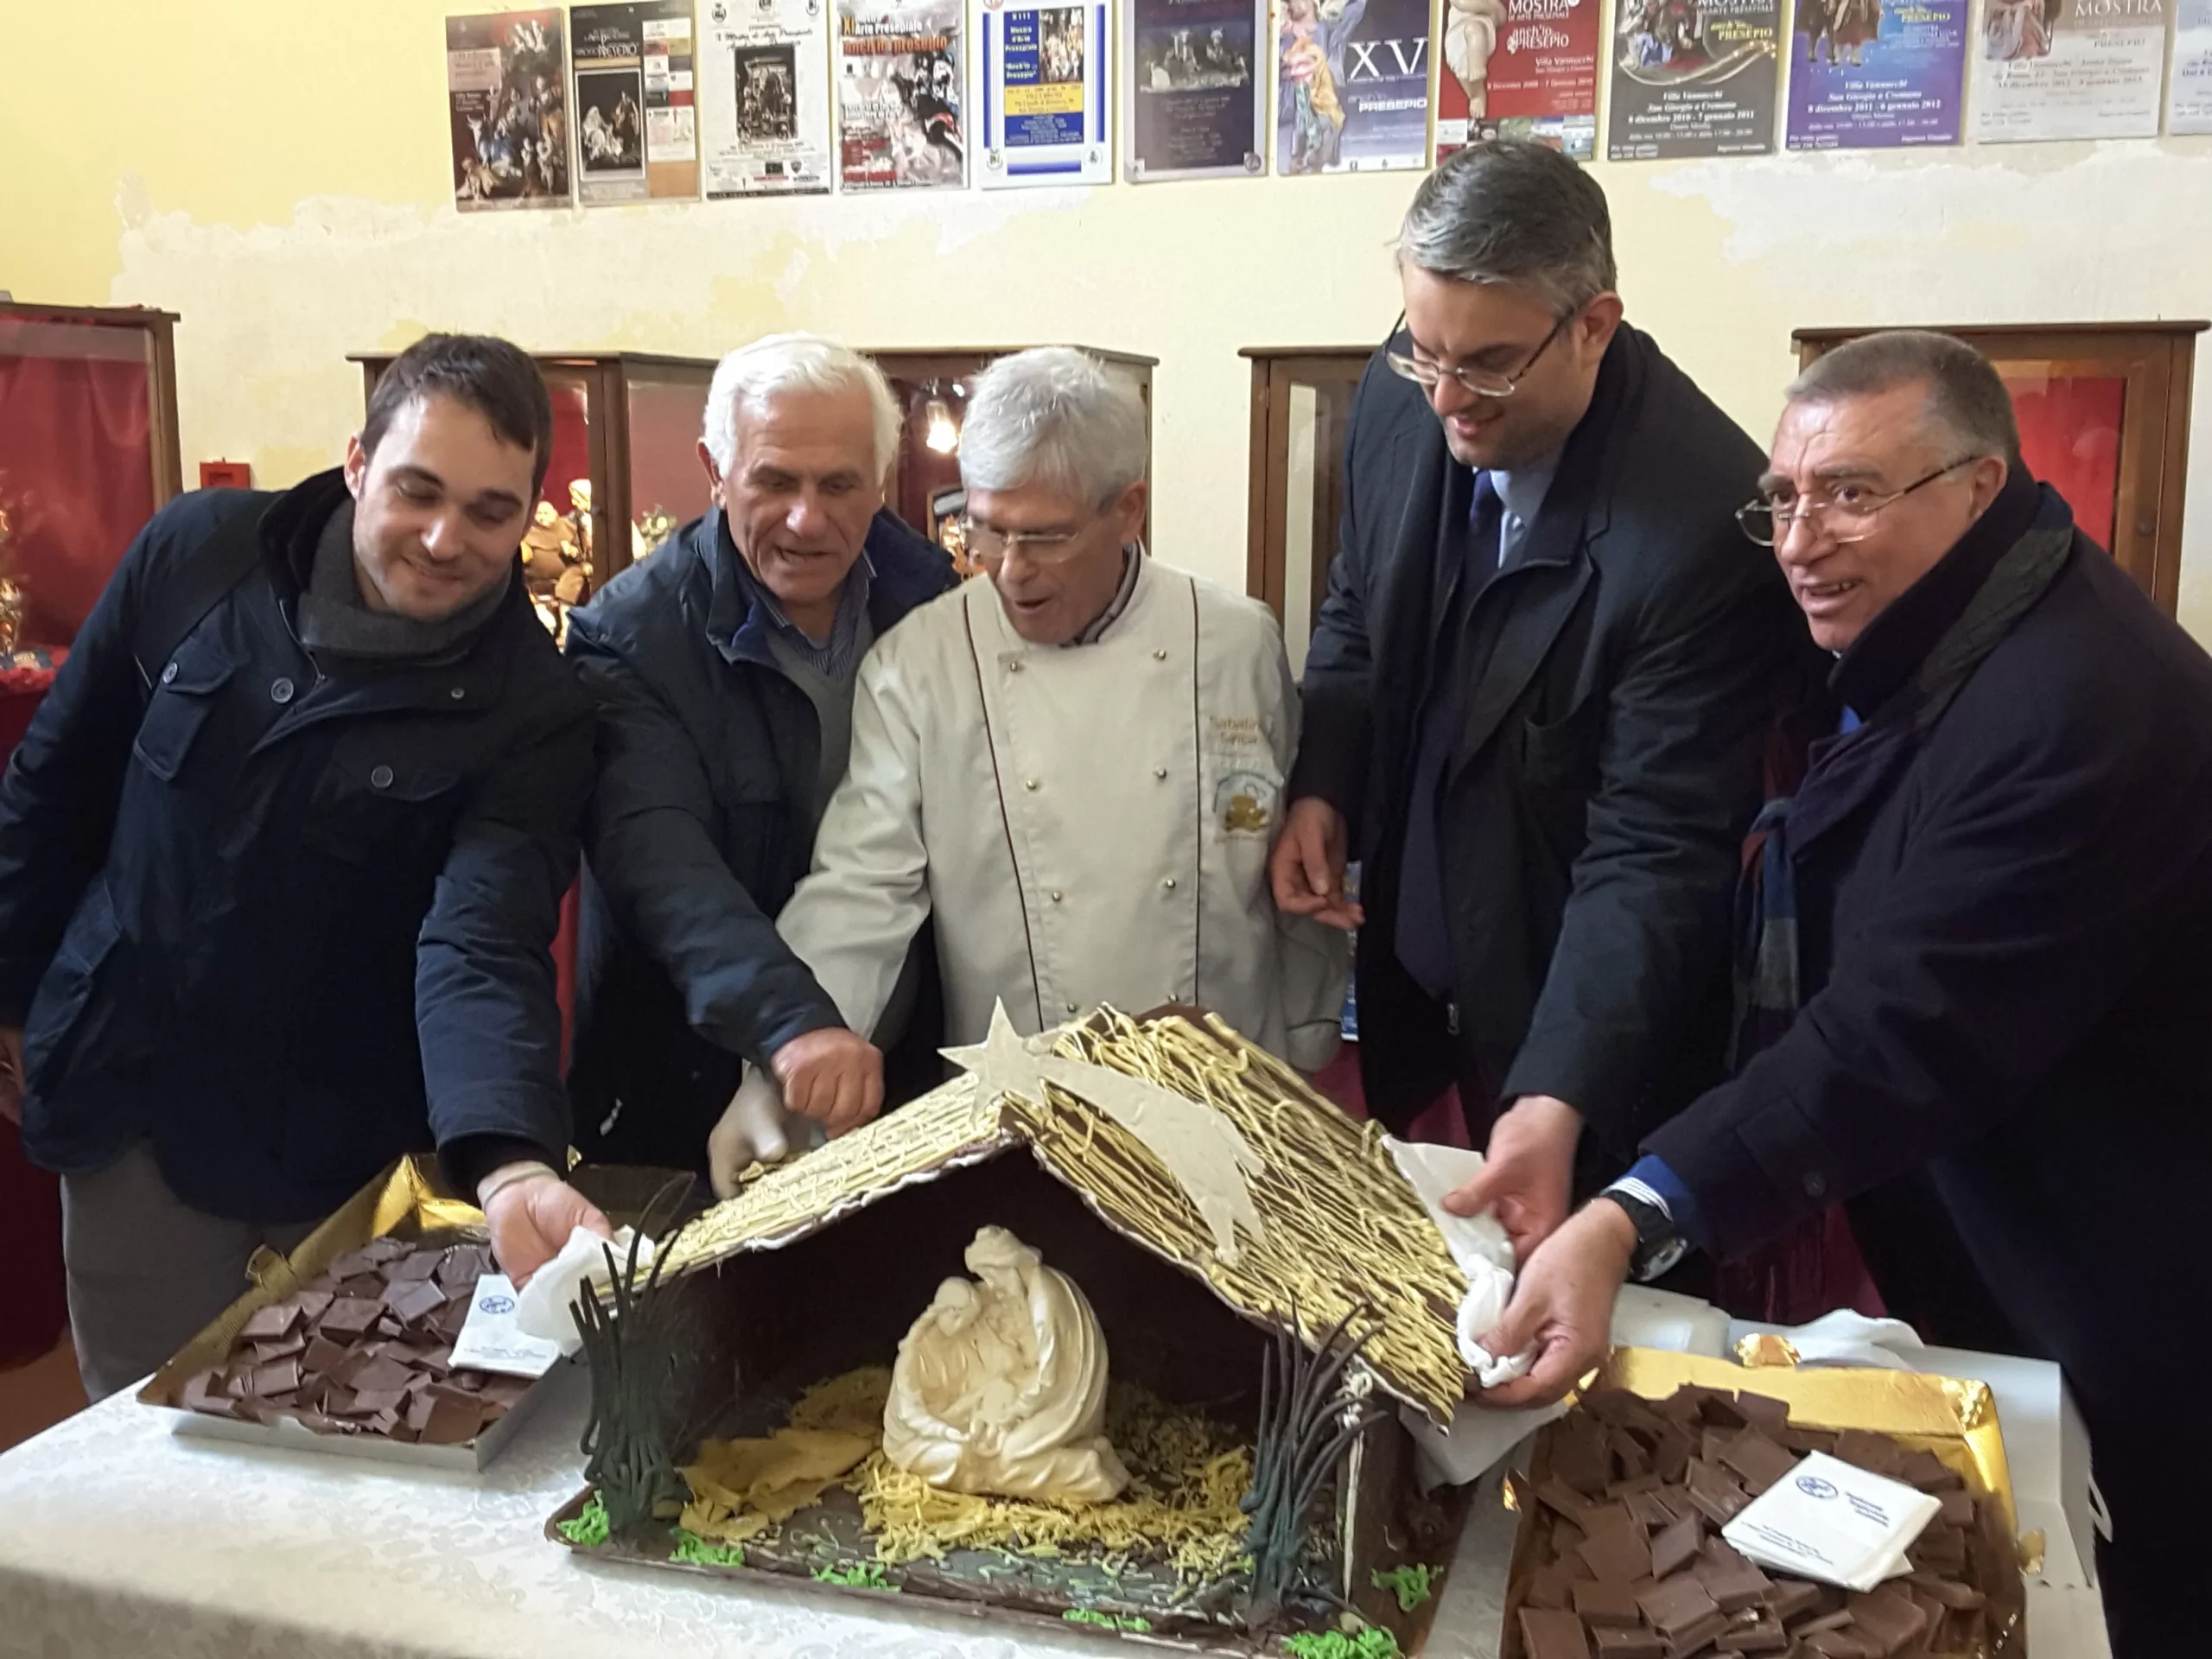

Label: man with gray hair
[1471,329,2212,1654]
[565,332,955,1174]
[707,346,1345,1192]
[1274,139,1815,1252]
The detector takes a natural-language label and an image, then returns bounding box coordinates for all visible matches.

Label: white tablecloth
[0,1364,2107,1658]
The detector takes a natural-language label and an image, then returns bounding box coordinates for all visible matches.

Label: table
[0,1364,2108,1657]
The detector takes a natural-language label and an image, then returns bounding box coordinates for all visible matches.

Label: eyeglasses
[957,517,1089,569]
[1736,457,1978,547]
[1384,309,1573,400]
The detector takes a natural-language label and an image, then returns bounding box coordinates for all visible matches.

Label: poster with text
[1123,0,1268,177]
[1436,0,1598,157]
[1971,0,2165,140]
[701,0,834,194]
[1605,0,1779,157]
[1276,0,1432,173]
[1783,0,1966,148]
[837,0,967,188]
[2171,0,2212,130]
[572,2,700,201]
[448,10,573,209]
[979,1,1112,185]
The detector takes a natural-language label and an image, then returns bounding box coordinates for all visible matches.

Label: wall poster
[1436,0,1599,157]
[1783,0,1967,148]
[2171,0,2212,130]
[572,2,701,201]
[1123,0,1268,178]
[836,0,968,188]
[1275,0,1433,174]
[978,0,1112,186]
[700,0,835,194]
[1971,0,2166,140]
[447,10,574,210]
[1605,0,1780,157]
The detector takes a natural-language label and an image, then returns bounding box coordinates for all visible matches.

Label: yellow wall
[6,1,2212,640]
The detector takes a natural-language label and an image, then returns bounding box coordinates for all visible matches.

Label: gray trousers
[62,1144,317,1402]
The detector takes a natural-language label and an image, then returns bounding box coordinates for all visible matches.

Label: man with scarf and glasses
[1471,329,2212,1656]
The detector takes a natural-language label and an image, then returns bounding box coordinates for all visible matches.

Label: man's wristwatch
[1599,1179,1688,1284]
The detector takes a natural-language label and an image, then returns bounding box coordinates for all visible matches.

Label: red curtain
[0,325,156,649]
[2005,373,2123,552]
[0,669,67,1368]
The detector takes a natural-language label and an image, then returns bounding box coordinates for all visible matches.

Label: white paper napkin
[512,1224,654,1353]
[1723,1449,1942,1592]
[1384,1136,1537,1388]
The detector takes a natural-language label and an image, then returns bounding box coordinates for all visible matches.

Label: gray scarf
[296,500,512,660]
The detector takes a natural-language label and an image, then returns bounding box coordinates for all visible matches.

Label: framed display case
[865,347,1158,576]
[1793,322,2206,617]
[353,349,716,642]
[0,302,183,651]
[1242,346,1370,676]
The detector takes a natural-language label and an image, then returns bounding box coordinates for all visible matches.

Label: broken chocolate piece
[1522,1607,1594,1659]
[1732,1394,1791,1433]
[1662,1607,1731,1658]
[1579,1522,1655,1586]
[1637,1575,1721,1637]
[1845,1588,1929,1656]
[1715,1609,1788,1654]
[1763,1580,1822,1624]
[1935,1489,1974,1528]
[1831,1430,1904,1478]
[1889,1448,1959,1491]
[419,1390,486,1446]
[346,1354,418,1395]
[387,1249,442,1281]
[301,1334,352,1377]
[1554,1417,1618,1497]
[247,1357,303,1398]
[1594,1629,1666,1659]
[382,1278,448,1326]
[1528,1562,1580,1610]
[1692,1543,1771,1613]
[1540,1478,1597,1522]
[1650,1512,1704,1580]
[238,1302,302,1342]
[1626,1489,1679,1531]
[1683,1459,1751,1525]
[318,1296,382,1337]
[1719,1431,1800,1497]
[1902,1573,1984,1611]
[1574,1581,1645,1627]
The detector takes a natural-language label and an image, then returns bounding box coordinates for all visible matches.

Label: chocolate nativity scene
[550,1005,1474,1654]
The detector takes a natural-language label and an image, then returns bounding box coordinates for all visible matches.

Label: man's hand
[0,1026,21,1127]
[1444,1093,1582,1262]
[709,1065,803,1199]
[1269,797,1363,931]
[479,1165,613,1288]
[771,1027,883,1140]
[1471,1198,1636,1409]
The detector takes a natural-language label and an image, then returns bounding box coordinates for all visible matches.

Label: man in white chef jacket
[708,346,1344,1193]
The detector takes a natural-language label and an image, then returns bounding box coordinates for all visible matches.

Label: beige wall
[5,2,2209,639]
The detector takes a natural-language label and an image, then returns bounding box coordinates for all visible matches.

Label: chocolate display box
[1498,1350,2028,1659]
[137,1156,556,1471]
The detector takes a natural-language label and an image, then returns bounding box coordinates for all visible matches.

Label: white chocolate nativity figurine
[882,1226,1130,1503]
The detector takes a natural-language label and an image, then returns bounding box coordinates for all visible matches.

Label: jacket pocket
[21,878,125,1098]
[301,733,466,870]
[130,639,236,783]
[1521,698,1602,794]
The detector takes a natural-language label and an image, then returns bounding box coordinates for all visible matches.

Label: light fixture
[924,396,959,454]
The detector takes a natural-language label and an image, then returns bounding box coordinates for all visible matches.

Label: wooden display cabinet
[1242,346,1371,676]
[353,349,716,639]
[865,347,1157,575]
[1793,322,2205,616]
[0,303,183,649]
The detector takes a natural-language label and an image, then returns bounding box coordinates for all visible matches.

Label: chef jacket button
[161,661,179,685]
[1802,1171,1827,1198]
[449,685,467,701]
[1050,889,1064,903]
[1153,648,1167,661]
[1153,766,1167,780]
[1065,1001,1078,1014]
[371,765,395,791]
[1024,778,1040,791]
[1007,658,1025,673]
[1162,877,1177,891]
[270,677,296,705]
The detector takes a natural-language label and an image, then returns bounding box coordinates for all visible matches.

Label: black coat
[0,473,595,1224]
[1294,325,1818,1156]
[564,507,955,1167]
[1646,474,2212,1452]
